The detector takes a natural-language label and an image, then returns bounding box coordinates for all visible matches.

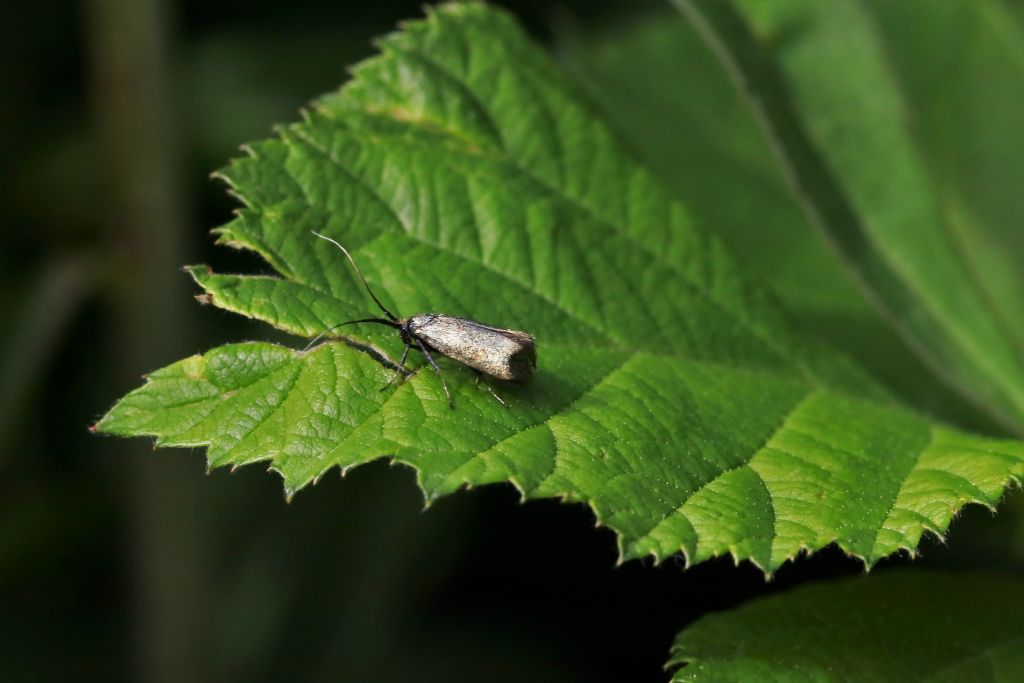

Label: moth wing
[455,319,536,343]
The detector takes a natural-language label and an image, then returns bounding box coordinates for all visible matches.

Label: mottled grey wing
[451,317,536,341]
[409,314,536,383]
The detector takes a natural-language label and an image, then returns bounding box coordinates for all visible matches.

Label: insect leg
[473,370,507,407]
[380,343,411,393]
[414,339,453,409]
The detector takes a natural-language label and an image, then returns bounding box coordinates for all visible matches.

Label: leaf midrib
[845,5,1024,416]
[856,0,1024,385]
[679,0,1024,429]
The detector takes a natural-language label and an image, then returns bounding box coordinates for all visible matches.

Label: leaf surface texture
[97,4,1024,572]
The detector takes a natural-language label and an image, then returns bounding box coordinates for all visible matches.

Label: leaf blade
[96,3,1024,573]
[676,0,1024,433]
[669,571,1024,682]
[558,10,1000,433]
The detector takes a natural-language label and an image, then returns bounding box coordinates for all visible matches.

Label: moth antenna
[302,317,400,352]
[312,231,399,321]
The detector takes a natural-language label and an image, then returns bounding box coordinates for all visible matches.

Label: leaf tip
[238,143,257,159]
[182,264,213,284]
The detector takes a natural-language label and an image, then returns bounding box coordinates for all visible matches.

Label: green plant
[95,1,1024,679]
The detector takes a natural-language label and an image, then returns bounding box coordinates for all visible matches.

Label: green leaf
[561,9,999,432]
[95,4,1024,573]
[676,0,1024,434]
[559,10,996,432]
[669,571,1024,682]
[864,0,1024,348]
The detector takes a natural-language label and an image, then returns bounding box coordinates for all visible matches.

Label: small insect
[309,232,536,408]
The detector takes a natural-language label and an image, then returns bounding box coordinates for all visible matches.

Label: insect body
[311,232,536,408]
[405,315,535,383]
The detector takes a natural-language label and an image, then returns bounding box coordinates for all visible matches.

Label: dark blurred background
[2,1,1022,682]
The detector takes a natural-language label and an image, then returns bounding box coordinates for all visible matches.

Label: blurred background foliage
[1,1,1022,681]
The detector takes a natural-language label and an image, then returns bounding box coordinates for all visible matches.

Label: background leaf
[558,9,997,432]
[96,3,1024,574]
[865,0,1024,350]
[676,0,1024,434]
[668,571,1024,682]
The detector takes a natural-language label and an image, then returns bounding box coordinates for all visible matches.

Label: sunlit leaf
[96,4,1024,573]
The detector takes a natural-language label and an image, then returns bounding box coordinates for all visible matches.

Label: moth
[310,232,536,408]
